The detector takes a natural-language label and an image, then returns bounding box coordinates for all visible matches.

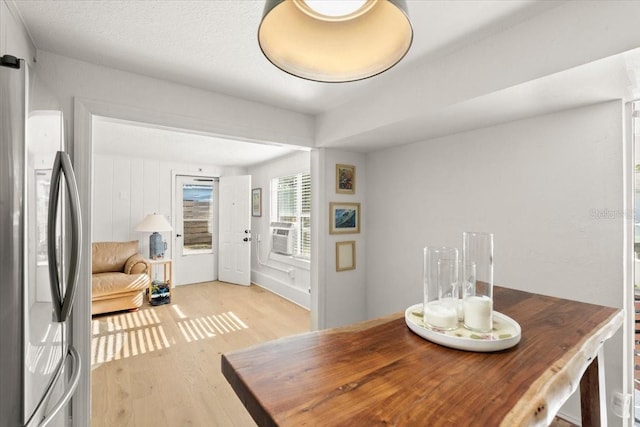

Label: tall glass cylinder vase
[423,246,458,330]
[462,232,493,332]
[458,260,475,322]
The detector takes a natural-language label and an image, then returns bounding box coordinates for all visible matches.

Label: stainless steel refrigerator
[0,55,82,426]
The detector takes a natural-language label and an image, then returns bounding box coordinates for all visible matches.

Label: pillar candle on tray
[424,300,458,330]
[463,295,493,332]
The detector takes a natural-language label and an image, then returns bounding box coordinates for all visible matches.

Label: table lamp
[135,213,173,259]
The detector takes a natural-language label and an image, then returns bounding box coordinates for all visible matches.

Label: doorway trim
[626,100,637,421]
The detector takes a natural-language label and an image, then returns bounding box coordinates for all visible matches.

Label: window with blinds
[271,172,311,259]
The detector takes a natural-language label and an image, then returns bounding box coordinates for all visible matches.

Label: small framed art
[336,164,355,194]
[252,188,262,217]
[336,241,356,271]
[329,202,360,234]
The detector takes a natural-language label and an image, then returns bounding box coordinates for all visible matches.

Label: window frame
[270,171,311,260]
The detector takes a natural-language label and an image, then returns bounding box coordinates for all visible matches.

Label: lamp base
[149,232,164,259]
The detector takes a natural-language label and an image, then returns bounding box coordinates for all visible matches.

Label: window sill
[269,252,310,270]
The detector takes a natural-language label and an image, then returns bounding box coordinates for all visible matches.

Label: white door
[218,175,251,286]
[174,175,217,286]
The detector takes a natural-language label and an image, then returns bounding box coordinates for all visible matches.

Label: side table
[147,258,173,303]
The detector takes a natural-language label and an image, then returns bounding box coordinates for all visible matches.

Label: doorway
[75,100,317,426]
[174,175,218,286]
[218,175,251,286]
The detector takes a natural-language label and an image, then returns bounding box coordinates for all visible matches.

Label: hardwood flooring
[91,281,575,426]
[91,281,310,427]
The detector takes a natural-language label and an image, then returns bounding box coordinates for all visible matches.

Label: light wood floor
[91,281,575,427]
[91,281,310,427]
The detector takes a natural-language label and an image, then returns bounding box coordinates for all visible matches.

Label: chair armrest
[124,254,150,275]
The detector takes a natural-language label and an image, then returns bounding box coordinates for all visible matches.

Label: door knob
[245,229,250,234]
[176,234,182,238]
[243,237,252,242]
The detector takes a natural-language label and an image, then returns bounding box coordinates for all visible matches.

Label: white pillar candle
[463,295,493,332]
[424,300,458,330]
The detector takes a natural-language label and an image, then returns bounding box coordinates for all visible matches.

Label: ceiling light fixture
[258,0,413,83]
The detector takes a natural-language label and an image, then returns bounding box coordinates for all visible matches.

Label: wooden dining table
[221,286,623,426]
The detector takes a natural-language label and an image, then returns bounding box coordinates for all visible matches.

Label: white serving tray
[405,303,521,352]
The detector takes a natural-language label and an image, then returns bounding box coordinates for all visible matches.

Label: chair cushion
[92,241,139,274]
[91,291,145,315]
[92,272,150,298]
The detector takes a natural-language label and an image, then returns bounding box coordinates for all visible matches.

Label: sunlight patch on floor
[171,304,187,319]
[92,308,161,335]
[91,324,172,368]
[178,311,248,343]
[91,309,249,366]
[91,309,170,369]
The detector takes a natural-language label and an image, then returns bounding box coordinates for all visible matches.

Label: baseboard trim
[251,270,310,310]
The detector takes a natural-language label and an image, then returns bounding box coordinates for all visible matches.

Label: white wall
[32,50,315,155]
[365,101,625,424]
[0,3,61,118]
[314,148,368,329]
[248,150,311,308]
[0,0,35,67]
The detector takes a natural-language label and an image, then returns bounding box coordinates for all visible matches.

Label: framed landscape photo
[329,202,360,234]
[336,164,355,194]
[336,241,356,271]
[252,188,262,217]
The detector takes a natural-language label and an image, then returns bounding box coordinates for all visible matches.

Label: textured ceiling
[13,0,561,115]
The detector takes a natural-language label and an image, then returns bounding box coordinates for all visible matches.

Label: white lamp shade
[135,214,173,232]
[258,0,413,82]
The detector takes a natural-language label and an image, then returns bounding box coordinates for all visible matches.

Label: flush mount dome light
[258,0,413,82]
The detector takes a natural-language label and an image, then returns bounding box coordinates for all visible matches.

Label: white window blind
[271,172,311,259]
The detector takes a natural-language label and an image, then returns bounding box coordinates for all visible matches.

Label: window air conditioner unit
[270,222,295,255]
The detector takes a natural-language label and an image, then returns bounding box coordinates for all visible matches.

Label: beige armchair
[91,240,151,315]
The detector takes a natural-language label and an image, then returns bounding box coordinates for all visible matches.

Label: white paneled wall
[113,158,132,238]
[92,153,226,259]
[130,158,144,235]
[93,156,113,240]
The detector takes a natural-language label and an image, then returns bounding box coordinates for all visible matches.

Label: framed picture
[329,202,360,234]
[336,164,355,194]
[252,188,262,217]
[336,241,356,271]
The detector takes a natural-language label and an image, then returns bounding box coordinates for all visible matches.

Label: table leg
[579,356,601,427]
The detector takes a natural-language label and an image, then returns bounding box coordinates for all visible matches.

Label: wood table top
[222,287,623,427]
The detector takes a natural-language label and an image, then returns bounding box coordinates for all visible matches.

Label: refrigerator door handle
[58,151,82,322]
[47,152,64,322]
[25,346,82,427]
[47,151,82,323]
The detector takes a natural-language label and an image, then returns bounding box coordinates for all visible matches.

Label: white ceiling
[92,116,302,167]
[14,0,562,115]
[12,0,640,163]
